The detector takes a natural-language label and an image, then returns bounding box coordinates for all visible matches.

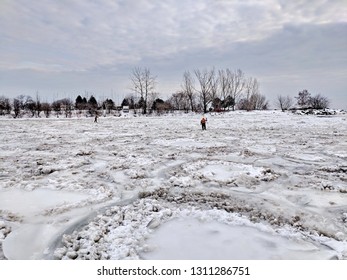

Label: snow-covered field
[0,110,346,260]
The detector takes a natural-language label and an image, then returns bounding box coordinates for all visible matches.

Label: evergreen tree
[121,98,129,107]
[88,95,98,109]
[75,95,83,109]
[296,90,311,107]
[152,98,164,111]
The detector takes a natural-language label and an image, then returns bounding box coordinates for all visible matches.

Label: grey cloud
[278,0,347,23]
[138,22,347,108]
[0,0,346,108]
[2,0,345,72]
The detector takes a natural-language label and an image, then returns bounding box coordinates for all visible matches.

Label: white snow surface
[0,111,346,260]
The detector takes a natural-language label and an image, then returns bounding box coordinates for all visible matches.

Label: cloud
[1,0,345,72]
[0,0,346,108]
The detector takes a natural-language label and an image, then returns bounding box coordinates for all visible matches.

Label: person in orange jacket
[200,116,207,130]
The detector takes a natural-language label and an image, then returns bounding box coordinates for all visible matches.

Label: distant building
[122,106,129,113]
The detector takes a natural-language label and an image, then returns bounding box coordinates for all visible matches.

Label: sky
[0,0,346,109]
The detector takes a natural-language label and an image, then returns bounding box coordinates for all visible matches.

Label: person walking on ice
[200,115,207,130]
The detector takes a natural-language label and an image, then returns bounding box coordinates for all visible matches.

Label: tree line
[130,67,269,114]
[0,68,331,117]
[275,89,330,112]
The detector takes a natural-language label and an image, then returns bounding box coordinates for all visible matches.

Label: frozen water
[142,218,336,260]
[1,188,94,259]
[1,111,346,260]
[0,188,90,218]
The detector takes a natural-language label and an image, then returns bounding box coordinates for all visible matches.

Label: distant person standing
[200,116,207,130]
[94,115,98,123]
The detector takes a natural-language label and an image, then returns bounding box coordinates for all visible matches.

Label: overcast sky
[1,0,346,108]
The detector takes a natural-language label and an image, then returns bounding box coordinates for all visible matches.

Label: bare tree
[181,71,196,112]
[168,91,189,111]
[148,92,160,113]
[276,95,293,111]
[51,98,73,118]
[16,95,29,111]
[227,69,245,111]
[238,78,268,111]
[61,98,73,118]
[309,94,329,109]
[194,68,215,113]
[13,98,21,118]
[25,96,36,117]
[35,93,42,117]
[41,102,52,118]
[0,96,11,115]
[52,100,62,117]
[218,69,230,109]
[242,77,260,111]
[131,67,156,114]
[210,70,219,109]
[181,67,267,111]
[239,94,268,111]
[217,69,241,110]
[250,93,269,110]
